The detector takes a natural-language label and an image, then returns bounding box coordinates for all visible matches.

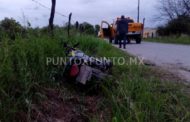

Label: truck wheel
[114,36,119,44]
[136,37,142,44]
[127,39,131,44]
[114,39,118,44]
[109,37,113,43]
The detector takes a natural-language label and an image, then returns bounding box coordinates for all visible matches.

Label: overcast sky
[0,0,161,27]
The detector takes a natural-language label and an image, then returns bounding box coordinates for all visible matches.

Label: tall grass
[70,35,190,121]
[0,31,66,121]
[0,29,190,121]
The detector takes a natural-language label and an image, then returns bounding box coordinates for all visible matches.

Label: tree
[95,25,100,32]
[79,22,95,35]
[158,0,190,20]
[95,24,100,36]
[157,0,190,36]
[183,0,190,14]
[49,0,56,34]
[157,15,190,36]
[0,18,23,40]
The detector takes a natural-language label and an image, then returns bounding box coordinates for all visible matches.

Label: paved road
[117,42,190,82]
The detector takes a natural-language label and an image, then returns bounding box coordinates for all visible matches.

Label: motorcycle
[63,42,112,85]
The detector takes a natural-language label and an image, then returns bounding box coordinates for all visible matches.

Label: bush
[0,18,24,40]
[157,15,190,36]
[79,22,95,35]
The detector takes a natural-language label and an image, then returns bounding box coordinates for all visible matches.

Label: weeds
[0,29,190,122]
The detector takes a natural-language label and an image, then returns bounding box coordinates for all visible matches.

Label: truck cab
[99,17,144,44]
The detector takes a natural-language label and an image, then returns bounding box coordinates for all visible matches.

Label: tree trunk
[49,0,56,34]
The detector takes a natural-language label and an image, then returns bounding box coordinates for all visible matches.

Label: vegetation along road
[118,42,190,82]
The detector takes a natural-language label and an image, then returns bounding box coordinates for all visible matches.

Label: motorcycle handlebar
[63,42,80,55]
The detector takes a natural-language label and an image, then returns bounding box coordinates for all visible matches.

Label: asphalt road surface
[117,42,190,82]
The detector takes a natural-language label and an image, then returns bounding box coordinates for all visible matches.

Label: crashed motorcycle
[63,42,112,85]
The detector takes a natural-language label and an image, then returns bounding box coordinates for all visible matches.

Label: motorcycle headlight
[71,51,75,56]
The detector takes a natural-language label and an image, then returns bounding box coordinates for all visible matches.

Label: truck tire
[114,36,119,44]
[136,37,142,44]
[114,39,118,44]
[109,37,113,43]
[127,39,131,44]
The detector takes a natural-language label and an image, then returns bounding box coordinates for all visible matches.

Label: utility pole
[137,0,140,22]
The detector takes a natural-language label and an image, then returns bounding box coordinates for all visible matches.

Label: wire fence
[31,0,76,25]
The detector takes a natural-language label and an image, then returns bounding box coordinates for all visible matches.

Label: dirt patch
[17,86,111,122]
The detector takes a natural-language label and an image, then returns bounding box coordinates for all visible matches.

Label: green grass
[75,35,190,121]
[145,36,190,45]
[0,29,190,122]
[0,30,67,121]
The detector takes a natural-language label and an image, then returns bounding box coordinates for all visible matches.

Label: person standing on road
[116,15,129,49]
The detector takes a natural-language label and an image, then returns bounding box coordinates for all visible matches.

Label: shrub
[157,15,190,36]
[79,22,95,35]
[0,18,24,40]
